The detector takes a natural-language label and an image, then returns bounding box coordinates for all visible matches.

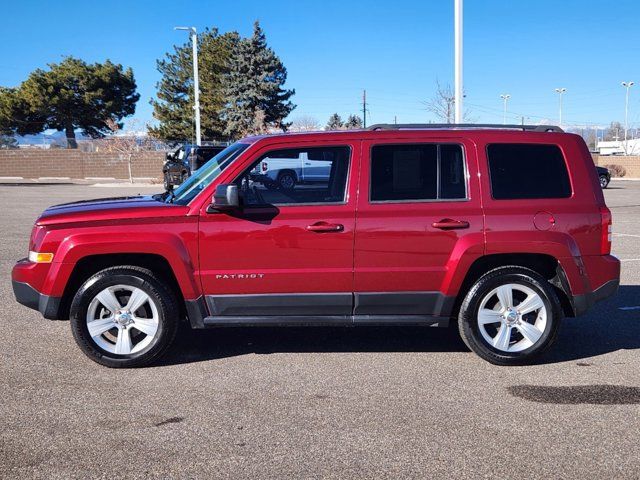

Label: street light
[175,26,201,146]
[454,0,463,124]
[500,94,511,125]
[554,88,567,126]
[622,81,634,154]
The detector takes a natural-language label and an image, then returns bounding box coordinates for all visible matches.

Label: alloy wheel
[86,284,159,355]
[476,283,547,353]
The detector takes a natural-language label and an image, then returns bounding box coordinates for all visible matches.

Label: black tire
[600,174,610,189]
[458,266,562,366]
[277,171,297,190]
[70,266,179,368]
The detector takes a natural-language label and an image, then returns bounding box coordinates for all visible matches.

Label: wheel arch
[58,253,187,321]
[451,253,575,319]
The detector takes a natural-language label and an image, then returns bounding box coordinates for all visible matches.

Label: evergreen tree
[222,21,295,138]
[344,114,363,129]
[326,113,344,130]
[150,29,238,143]
[0,57,138,148]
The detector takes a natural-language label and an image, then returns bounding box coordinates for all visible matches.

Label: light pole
[500,94,511,124]
[175,26,201,146]
[622,81,634,154]
[554,88,566,126]
[454,0,463,123]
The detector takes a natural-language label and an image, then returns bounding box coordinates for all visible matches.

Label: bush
[604,164,626,178]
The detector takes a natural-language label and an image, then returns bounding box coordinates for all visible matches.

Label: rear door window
[370,144,466,202]
[487,144,571,199]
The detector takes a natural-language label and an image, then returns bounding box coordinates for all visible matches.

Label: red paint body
[12,129,620,319]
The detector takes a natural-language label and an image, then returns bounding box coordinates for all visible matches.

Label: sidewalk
[0,176,160,186]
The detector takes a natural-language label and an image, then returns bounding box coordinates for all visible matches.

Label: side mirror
[209,184,239,212]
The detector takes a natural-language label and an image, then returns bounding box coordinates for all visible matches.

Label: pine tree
[150,29,238,143]
[222,21,295,138]
[344,114,363,129]
[0,57,138,148]
[326,113,344,130]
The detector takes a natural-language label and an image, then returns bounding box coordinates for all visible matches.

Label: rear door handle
[432,219,470,230]
[306,221,344,233]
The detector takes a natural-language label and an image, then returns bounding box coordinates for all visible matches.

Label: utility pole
[622,81,634,154]
[500,94,511,124]
[454,0,463,123]
[362,89,367,128]
[175,26,201,146]
[394,115,397,125]
[555,88,567,126]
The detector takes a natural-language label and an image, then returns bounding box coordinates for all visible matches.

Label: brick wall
[2,149,639,181]
[0,149,165,180]
[592,155,640,178]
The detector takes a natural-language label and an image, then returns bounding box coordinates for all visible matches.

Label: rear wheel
[70,266,179,368]
[277,171,297,190]
[458,267,561,365]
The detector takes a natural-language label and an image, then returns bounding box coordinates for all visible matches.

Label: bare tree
[290,115,320,132]
[424,80,472,123]
[103,119,152,183]
[604,121,624,141]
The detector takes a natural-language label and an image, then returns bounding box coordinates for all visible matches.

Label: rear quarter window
[487,143,572,200]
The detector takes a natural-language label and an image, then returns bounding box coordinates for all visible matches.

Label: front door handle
[432,219,470,230]
[306,222,344,233]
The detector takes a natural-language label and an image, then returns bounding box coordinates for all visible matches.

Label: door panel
[198,141,360,316]
[354,139,484,315]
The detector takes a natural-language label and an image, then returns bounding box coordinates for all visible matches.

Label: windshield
[169,142,250,205]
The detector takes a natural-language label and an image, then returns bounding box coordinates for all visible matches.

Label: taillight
[600,206,612,255]
[261,162,268,172]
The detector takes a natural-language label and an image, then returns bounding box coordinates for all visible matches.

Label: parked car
[163,144,226,189]
[251,151,333,190]
[596,166,611,189]
[13,124,620,367]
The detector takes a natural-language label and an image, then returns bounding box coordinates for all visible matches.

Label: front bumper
[12,259,63,319]
[12,280,62,319]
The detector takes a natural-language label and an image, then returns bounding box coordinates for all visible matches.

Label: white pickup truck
[253,152,332,190]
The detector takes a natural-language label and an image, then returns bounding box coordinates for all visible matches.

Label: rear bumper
[573,279,619,317]
[12,279,62,320]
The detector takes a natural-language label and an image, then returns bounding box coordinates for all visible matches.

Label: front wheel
[600,174,610,189]
[70,266,179,368]
[458,267,562,365]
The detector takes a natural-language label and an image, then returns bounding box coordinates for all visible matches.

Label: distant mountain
[16,130,91,145]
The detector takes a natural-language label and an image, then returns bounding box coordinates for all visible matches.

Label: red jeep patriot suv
[12,124,620,367]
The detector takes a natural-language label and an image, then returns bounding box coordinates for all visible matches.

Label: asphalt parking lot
[1,181,639,479]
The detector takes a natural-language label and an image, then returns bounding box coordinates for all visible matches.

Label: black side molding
[354,292,454,316]
[201,315,448,328]
[206,293,353,316]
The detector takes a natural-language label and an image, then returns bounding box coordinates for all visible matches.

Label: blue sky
[2,0,639,131]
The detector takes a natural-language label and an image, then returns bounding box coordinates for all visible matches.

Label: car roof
[241,126,577,146]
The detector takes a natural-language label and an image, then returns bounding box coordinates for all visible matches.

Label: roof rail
[367,123,564,133]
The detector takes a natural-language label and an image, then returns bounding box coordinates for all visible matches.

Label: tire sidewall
[459,269,561,364]
[70,269,176,367]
